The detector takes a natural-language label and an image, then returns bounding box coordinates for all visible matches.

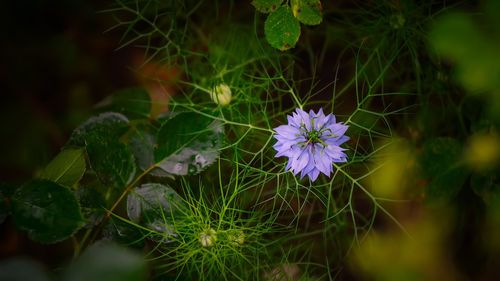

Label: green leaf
[39,148,86,187]
[154,112,223,176]
[291,0,323,25]
[97,88,152,119]
[252,0,283,13]
[471,173,500,205]
[11,180,84,244]
[430,13,500,93]
[76,186,106,227]
[420,138,469,199]
[103,217,145,248]
[127,122,175,178]
[0,258,51,281]
[86,137,136,190]
[69,112,129,147]
[69,113,136,190]
[127,122,158,172]
[264,6,301,51]
[127,183,186,241]
[64,242,147,281]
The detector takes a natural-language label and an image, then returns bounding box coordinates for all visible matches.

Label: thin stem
[106,164,158,219]
[85,164,159,248]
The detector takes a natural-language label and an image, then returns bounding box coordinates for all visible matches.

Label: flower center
[307,130,322,143]
[299,118,328,148]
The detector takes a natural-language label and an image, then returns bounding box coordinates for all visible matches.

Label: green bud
[199,228,217,247]
[210,83,232,106]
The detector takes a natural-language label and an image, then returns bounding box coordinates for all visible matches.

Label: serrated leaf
[68,112,129,147]
[264,6,301,51]
[39,148,86,187]
[154,112,223,176]
[420,138,469,199]
[103,217,145,248]
[69,113,136,190]
[86,137,136,190]
[252,0,283,13]
[0,258,51,281]
[64,242,147,281]
[76,186,106,227]
[291,0,323,25]
[126,121,174,178]
[11,180,84,244]
[97,88,152,120]
[127,183,185,241]
[127,122,158,171]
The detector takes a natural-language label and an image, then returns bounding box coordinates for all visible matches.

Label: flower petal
[335,135,350,145]
[274,125,301,139]
[275,108,349,182]
[316,151,332,176]
[296,109,312,131]
[333,123,349,136]
[325,113,336,124]
[308,168,320,181]
[300,146,316,178]
[292,150,309,175]
[325,145,347,160]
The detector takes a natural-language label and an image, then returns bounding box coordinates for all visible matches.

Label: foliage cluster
[1,1,500,280]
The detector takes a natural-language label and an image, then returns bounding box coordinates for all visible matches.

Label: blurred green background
[1,0,500,280]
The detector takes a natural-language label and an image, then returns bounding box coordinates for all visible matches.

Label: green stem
[106,164,158,219]
[289,89,303,109]
[85,164,158,247]
[76,228,93,257]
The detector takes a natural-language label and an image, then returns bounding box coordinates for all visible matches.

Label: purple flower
[273,108,349,182]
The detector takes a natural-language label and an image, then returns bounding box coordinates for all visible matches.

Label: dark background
[1,1,499,280]
[0,0,137,182]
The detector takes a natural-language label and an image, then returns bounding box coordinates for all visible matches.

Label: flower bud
[210,83,232,106]
[199,228,217,247]
[228,230,245,246]
[389,14,405,29]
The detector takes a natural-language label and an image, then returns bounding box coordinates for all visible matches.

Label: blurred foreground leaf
[11,180,84,243]
[64,242,147,281]
[420,138,468,199]
[0,258,50,281]
[471,173,500,205]
[350,211,455,281]
[464,133,500,171]
[366,140,415,198]
[430,8,500,118]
